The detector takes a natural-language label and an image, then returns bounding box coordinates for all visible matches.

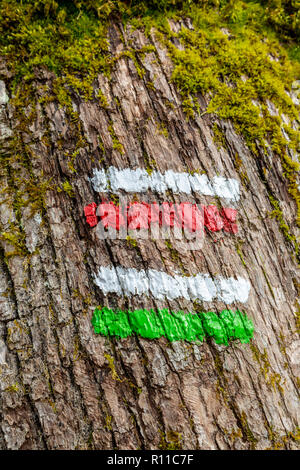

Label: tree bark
[0,20,299,450]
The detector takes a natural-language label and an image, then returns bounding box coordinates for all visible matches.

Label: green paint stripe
[91,307,254,345]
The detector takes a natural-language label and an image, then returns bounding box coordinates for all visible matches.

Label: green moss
[240,411,258,449]
[164,240,180,263]
[5,382,20,393]
[0,93,53,260]
[236,240,247,266]
[146,80,155,91]
[123,49,145,76]
[136,2,300,258]
[250,343,284,393]
[104,353,123,382]
[104,414,113,431]
[225,426,243,445]
[233,152,249,187]
[156,120,169,138]
[97,88,109,108]
[260,263,276,300]
[0,223,29,258]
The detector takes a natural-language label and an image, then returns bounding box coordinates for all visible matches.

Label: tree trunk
[0,19,299,450]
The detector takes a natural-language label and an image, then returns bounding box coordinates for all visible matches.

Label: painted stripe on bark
[93,266,251,303]
[91,307,254,345]
[90,167,240,201]
[84,201,238,233]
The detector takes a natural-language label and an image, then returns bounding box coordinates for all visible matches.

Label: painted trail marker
[88,163,253,344]
[93,266,251,304]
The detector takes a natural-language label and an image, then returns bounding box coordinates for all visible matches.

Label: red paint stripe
[84,202,238,233]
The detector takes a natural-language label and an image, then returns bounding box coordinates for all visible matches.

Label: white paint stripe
[90,166,240,201]
[93,266,250,304]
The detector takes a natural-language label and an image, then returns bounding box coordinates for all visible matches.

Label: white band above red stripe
[90,167,240,201]
[93,266,251,304]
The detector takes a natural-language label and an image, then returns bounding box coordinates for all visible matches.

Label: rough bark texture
[0,20,299,450]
